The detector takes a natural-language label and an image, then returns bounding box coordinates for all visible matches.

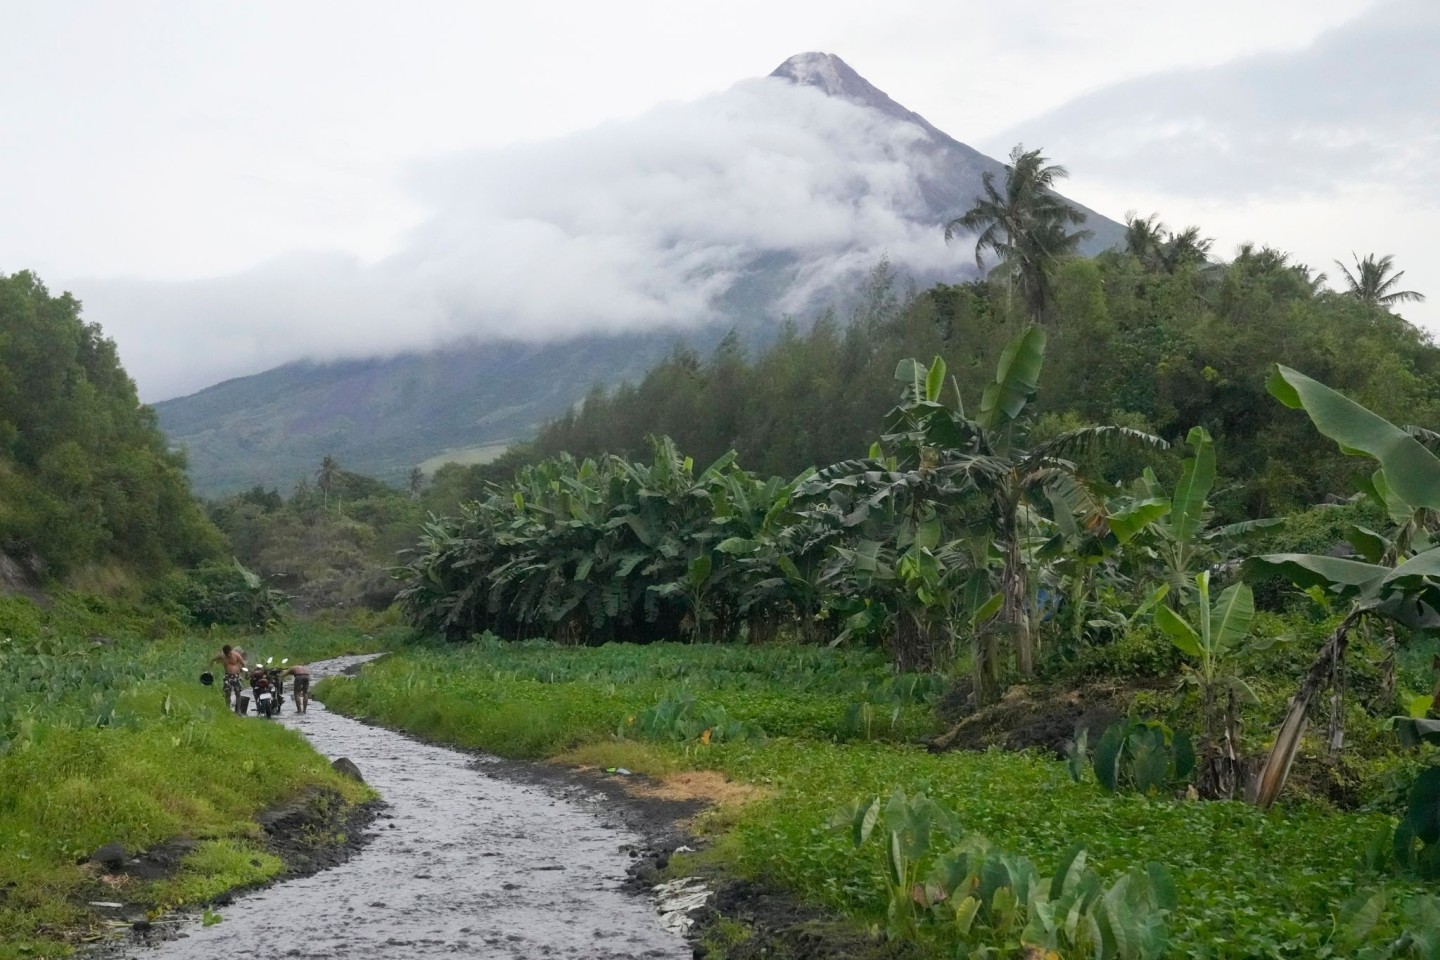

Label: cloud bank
[80,78,964,402]
[999,0,1438,203]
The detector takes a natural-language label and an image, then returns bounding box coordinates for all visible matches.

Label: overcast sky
[1,0,1432,400]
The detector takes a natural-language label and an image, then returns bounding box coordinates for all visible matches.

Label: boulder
[91,842,126,870]
[331,757,365,783]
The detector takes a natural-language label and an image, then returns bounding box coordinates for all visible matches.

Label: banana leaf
[1268,364,1440,511]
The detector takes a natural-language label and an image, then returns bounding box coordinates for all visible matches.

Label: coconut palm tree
[1333,253,1426,308]
[1123,211,1165,266]
[1157,226,1214,274]
[944,145,1091,324]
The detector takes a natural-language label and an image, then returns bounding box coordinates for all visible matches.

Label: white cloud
[81,78,963,400]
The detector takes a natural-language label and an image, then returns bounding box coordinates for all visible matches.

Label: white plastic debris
[652,877,711,934]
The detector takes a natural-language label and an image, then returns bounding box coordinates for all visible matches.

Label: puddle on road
[125,655,692,959]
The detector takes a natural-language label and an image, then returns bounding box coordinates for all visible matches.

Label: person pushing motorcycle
[210,645,247,710]
[282,663,312,713]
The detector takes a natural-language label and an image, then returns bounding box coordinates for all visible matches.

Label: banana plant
[804,328,1164,696]
[1131,426,1281,607]
[1153,571,1255,798]
[1247,365,1440,808]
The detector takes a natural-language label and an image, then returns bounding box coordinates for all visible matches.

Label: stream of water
[125,655,690,959]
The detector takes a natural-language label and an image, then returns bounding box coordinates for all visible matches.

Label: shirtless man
[283,663,312,714]
[210,645,247,711]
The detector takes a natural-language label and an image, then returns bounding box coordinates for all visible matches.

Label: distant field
[419,441,511,473]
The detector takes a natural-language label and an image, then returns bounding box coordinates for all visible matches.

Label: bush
[1067,624,1182,680]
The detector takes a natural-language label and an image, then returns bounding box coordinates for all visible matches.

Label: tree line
[0,271,221,580]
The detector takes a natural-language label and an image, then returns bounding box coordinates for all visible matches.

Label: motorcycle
[264,657,288,714]
[250,668,278,718]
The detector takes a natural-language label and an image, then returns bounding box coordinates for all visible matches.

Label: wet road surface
[126,655,690,959]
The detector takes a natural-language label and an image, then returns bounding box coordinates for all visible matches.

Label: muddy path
[119,655,692,959]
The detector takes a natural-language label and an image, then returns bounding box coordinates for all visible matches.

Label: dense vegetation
[517,245,1438,520]
[319,639,1440,958]
[0,272,222,580]
[376,151,1440,958]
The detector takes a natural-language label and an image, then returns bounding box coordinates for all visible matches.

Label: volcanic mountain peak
[769,52,944,138]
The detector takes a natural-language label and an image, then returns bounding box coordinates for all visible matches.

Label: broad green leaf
[1154,605,1203,658]
[1245,553,1387,597]
[1268,364,1440,511]
[1108,498,1170,544]
[894,358,925,402]
[1210,582,1254,653]
[1395,717,1440,748]
[687,553,712,589]
[1345,524,1391,564]
[1049,843,1087,900]
[1169,426,1216,542]
[1093,724,1125,793]
[952,895,981,935]
[978,325,1046,431]
[1404,694,1434,719]
[857,797,881,847]
[1131,583,1171,621]
[715,537,761,555]
[924,356,946,403]
[969,591,1004,627]
[1145,862,1178,912]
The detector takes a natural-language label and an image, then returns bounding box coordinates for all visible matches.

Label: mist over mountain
[154,53,1123,495]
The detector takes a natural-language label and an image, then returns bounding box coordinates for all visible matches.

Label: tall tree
[1122,212,1165,267]
[944,145,1091,324]
[316,455,341,509]
[1333,253,1426,308]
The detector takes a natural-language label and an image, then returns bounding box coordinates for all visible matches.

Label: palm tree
[1122,211,1165,266]
[944,145,1091,324]
[1333,253,1426,308]
[408,466,425,499]
[316,455,341,509]
[1157,226,1213,274]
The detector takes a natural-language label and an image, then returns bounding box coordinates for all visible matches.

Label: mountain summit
[770,52,947,139]
[156,56,1124,495]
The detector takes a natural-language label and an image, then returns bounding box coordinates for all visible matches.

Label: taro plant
[1153,571,1256,799]
[835,789,1175,957]
[1330,888,1440,959]
[1392,767,1440,880]
[1089,718,1196,796]
[626,691,764,744]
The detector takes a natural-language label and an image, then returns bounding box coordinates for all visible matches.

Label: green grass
[150,840,285,908]
[0,595,395,958]
[320,638,1438,959]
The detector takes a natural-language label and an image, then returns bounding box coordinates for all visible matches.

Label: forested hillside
[0,271,221,580]
[523,246,1440,518]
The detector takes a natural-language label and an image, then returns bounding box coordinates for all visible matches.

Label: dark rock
[331,757,365,782]
[132,919,152,932]
[91,842,126,869]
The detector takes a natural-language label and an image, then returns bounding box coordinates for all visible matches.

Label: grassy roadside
[0,594,395,959]
[317,638,1439,959]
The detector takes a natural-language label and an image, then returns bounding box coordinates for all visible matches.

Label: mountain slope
[158,53,1124,496]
